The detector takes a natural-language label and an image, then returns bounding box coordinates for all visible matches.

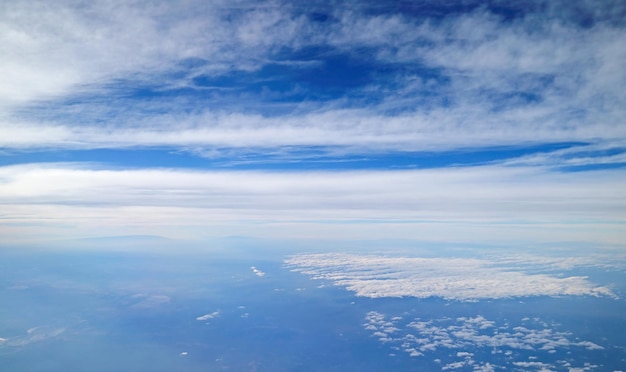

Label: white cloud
[364,311,605,371]
[575,341,604,351]
[501,143,626,168]
[3,105,625,153]
[472,363,495,372]
[442,361,467,370]
[0,0,305,108]
[0,326,65,347]
[513,361,552,368]
[0,2,624,157]
[1,163,624,245]
[286,253,616,301]
[130,294,171,308]
[197,311,220,321]
[251,266,265,277]
[1,2,625,249]
[329,7,626,125]
[0,163,623,221]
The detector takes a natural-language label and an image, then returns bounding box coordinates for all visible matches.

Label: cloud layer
[1,163,624,244]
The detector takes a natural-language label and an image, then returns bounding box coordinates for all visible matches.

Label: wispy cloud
[197,311,220,321]
[0,0,306,107]
[1,1,624,161]
[0,326,65,348]
[130,294,171,308]
[501,143,626,168]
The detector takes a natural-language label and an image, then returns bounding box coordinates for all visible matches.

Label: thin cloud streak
[2,108,625,152]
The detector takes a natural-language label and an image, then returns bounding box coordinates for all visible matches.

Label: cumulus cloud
[364,311,605,371]
[286,253,616,301]
[251,266,265,277]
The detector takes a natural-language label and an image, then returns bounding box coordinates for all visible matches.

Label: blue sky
[1,0,625,248]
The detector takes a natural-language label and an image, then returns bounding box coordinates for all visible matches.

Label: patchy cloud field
[363,311,608,371]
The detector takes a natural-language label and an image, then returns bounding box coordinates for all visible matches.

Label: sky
[1,0,625,249]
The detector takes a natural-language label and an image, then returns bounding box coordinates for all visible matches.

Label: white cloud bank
[0,163,624,245]
[285,253,615,301]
